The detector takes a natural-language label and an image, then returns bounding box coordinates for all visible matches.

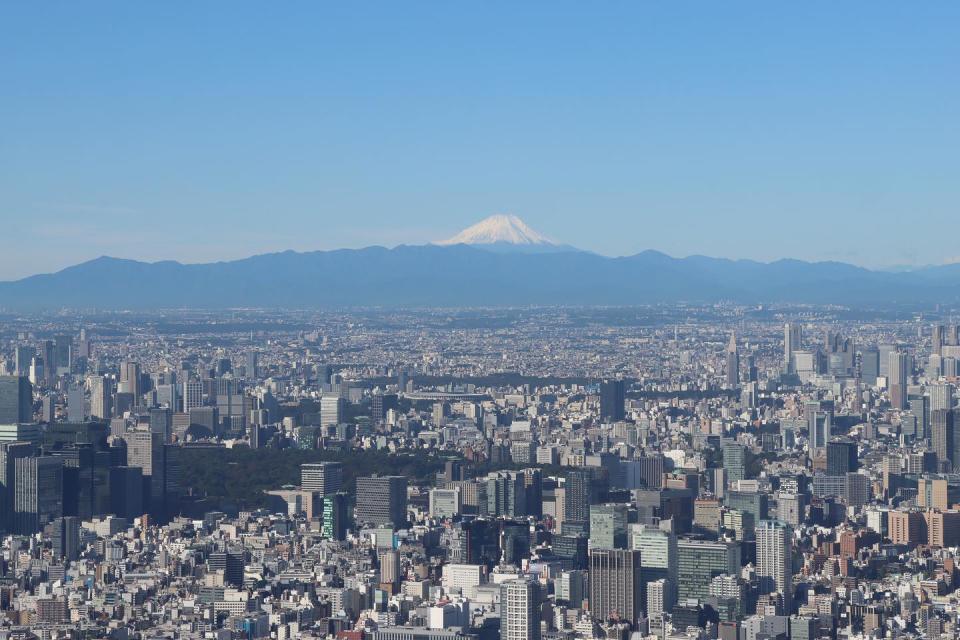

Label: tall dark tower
[599,379,625,422]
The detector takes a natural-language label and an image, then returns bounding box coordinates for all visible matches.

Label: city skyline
[3,3,960,278]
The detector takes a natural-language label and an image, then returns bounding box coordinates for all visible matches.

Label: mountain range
[2,215,959,309]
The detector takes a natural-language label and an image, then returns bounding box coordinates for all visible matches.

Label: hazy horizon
[3,3,958,279]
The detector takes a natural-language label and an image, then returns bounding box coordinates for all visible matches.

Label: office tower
[934,325,946,356]
[486,471,528,518]
[826,440,858,475]
[621,456,664,490]
[889,350,910,410]
[806,402,830,451]
[725,332,739,387]
[182,379,203,411]
[379,549,401,585]
[631,525,678,610]
[123,431,166,517]
[589,548,643,627]
[321,492,350,540]
[0,441,35,532]
[931,384,955,412]
[321,394,346,428]
[677,539,741,601]
[88,376,112,420]
[757,520,793,613]
[931,409,957,470]
[646,578,674,618]
[355,475,407,528]
[300,462,343,496]
[722,442,746,484]
[371,392,398,425]
[67,385,85,422]
[784,323,802,371]
[109,466,144,519]
[208,550,244,587]
[860,349,880,386]
[14,346,34,377]
[216,357,232,377]
[599,379,625,422]
[429,487,461,518]
[39,341,55,384]
[590,503,628,549]
[119,361,141,397]
[50,516,81,561]
[500,579,540,640]
[908,395,930,441]
[14,456,64,535]
[563,469,593,533]
[53,335,72,375]
[0,376,33,424]
[245,352,259,379]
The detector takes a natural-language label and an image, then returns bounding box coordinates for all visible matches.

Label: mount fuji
[2,214,960,309]
[436,215,578,254]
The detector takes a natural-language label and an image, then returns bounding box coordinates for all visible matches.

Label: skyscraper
[301,462,343,496]
[784,323,802,372]
[889,350,910,410]
[722,442,746,484]
[589,548,643,627]
[355,475,407,528]
[757,520,794,613]
[88,375,112,420]
[677,539,741,601]
[0,441,35,532]
[725,332,739,387]
[14,455,64,535]
[599,379,625,422]
[500,579,540,640]
[0,376,33,424]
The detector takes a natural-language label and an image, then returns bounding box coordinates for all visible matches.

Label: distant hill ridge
[1,242,958,309]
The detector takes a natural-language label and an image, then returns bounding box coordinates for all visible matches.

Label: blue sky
[2,2,958,279]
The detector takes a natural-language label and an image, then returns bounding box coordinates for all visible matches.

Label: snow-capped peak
[437,215,556,246]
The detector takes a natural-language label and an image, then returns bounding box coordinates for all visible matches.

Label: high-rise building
[109,466,144,519]
[933,324,946,356]
[500,579,540,640]
[563,469,593,533]
[677,539,741,601]
[355,475,407,529]
[931,384,955,412]
[245,352,259,379]
[321,394,346,428]
[889,350,910,410]
[14,346,34,378]
[0,376,33,424]
[722,442,746,484]
[321,492,350,540]
[14,455,63,535]
[300,462,343,496]
[123,431,168,517]
[826,440,858,476]
[757,520,794,613]
[590,503,628,549]
[932,409,955,470]
[208,549,245,587]
[599,379,625,422]
[0,441,35,532]
[119,361,141,397]
[50,515,81,561]
[631,524,678,611]
[589,548,643,627]
[182,380,203,412]
[725,333,739,387]
[88,375,112,420]
[784,323,802,371]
